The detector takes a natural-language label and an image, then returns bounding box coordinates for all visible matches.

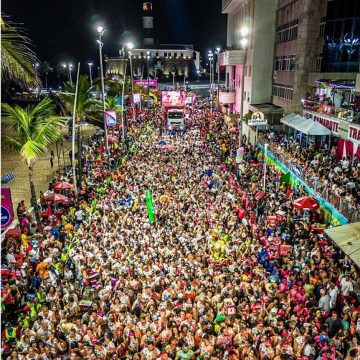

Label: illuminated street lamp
[62,63,73,84]
[146,50,150,88]
[87,62,93,86]
[97,25,108,154]
[126,42,135,121]
[238,26,250,148]
[208,50,214,112]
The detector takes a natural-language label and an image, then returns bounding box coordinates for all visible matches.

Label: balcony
[218,49,246,67]
[219,90,236,104]
[301,99,359,123]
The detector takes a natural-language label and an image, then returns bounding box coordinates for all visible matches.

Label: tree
[2,98,63,225]
[59,75,100,122]
[39,61,53,89]
[1,16,40,88]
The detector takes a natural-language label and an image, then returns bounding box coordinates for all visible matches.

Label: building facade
[220,0,278,116]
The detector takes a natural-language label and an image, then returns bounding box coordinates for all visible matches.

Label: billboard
[105,110,117,127]
[133,79,158,88]
[161,91,186,107]
[1,187,14,229]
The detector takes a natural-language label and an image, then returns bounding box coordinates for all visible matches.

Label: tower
[142,2,154,47]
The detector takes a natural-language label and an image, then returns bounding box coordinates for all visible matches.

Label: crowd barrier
[258,144,349,226]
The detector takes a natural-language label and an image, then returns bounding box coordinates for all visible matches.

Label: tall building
[220,0,281,122]
[105,2,200,81]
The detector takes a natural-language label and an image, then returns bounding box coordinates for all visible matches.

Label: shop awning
[325,222,360,269]
[281,114,331,136]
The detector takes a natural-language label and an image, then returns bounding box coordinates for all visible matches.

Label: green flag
[145,190,156,223]
[280,172,291,185]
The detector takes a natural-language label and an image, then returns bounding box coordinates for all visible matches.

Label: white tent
[281,114,331,136]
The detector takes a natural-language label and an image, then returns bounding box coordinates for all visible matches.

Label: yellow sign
[251,111,265,120]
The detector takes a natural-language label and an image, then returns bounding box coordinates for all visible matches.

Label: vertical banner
[105,110,117,127]
[145,190,156,223]
[1,187,14,229]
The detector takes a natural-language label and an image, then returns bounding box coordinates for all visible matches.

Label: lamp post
[87,62,93,86]
[126,42,135,121]
[197,69,200,82]
[97,25,109,154]
[208,50,214,112]
[62,63,73,84]
[239,26,249,148]
[121,61,127,144]
[263,143,269,191]
[172,71,175,90]
[183,74,187,88]
[215,47,221,112]
[146,51,150,88]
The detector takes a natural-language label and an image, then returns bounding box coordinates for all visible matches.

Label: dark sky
[3,0,227,71]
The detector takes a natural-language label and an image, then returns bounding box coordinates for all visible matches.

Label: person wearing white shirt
[341,275,354,297]
[328,282,338,309]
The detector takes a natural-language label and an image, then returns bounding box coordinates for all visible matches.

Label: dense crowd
[263,132,360,216]
[1,101,360,360]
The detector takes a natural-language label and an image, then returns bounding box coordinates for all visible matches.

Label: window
[316,53,323,71]
[174,52,177,58]
[156,52,159,57]
[274,55,296,71]
[180,53,183,57]
[164,52,167,57]
[276,19,299,43]
[272,83,293,100]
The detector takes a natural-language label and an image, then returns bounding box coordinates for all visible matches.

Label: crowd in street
[263,132,360,216]
[1,100,360,360]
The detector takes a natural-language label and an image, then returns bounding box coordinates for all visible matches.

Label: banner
[290,162,304,178]
[1,187,14,229]
[145,190,156,223]
[133,79,158,88]
[105,110,117,127]
[161,91,186,107]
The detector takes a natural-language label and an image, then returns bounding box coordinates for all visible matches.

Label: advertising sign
[105,110,117,127]
[133,93,141,104]
[133,79,158,88]
[161,91,186,107]
[348,124,360,143]
[1,187,14,229]
[248,111,267,126]
[303,110,339,134]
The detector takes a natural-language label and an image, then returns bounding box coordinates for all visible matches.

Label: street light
[214,47,221,112]
[197,69,200,82]
[208,50,214,112]
[97,25,109,154]
[238,26,250,148]
[62,63,73,84]
[126,42,135,121]
[146,51,150,88]
[87,62,93,86]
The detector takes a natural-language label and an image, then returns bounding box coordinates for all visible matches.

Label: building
[105,1,200,82]
[220,0,281,122]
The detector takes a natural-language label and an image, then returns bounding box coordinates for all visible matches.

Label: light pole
[88,62,93,86]
[197,69,200,82]
[62,63,73,84]
[121,61,127,144]
[127,42,135,121]
[215,47,221,112]
[183,74,187,88]
[172,71,175,90]
[146,51,150,88]
[208,50,214,112]
[97,25,109,154]
[239,26,249,148]
[263,143,269,191]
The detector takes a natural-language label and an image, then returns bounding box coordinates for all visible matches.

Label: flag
[280,172,291,185]
[145,190,156,223]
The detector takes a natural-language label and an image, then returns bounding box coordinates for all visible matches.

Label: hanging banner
[1,187,14,229]
[348,124,360,143]
[105,110,117,127]
[133,79,158,88]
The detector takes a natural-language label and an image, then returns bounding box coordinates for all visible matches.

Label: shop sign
[1,187,14,229]
[348,124,360,143]
[248,111,267,126]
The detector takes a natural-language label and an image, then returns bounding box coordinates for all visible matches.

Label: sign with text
[248,118,268,126]
[105,110,117,127]
[1,187,14,229]
[348,124,360,143]
[133,79,158,88]
[303,110,339,134]
[161,91,186,107]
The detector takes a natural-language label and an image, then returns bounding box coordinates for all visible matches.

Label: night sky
[3,0,227,74]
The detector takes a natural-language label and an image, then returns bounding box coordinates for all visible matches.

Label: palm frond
[20,140,45,163]
[2,135,22,152]
[1,16,40,88]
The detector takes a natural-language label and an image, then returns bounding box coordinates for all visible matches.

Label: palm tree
[39,61,53,89]
[1,16,40,88]
[2,98,63,225]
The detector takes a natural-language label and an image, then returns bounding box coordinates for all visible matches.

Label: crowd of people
[1,100,360,360]
[263,132,360,219]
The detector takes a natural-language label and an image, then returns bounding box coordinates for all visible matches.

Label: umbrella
[43,193,69,204]
[53,181,73,190]
[293,196,320,210]
[161,144,175,150]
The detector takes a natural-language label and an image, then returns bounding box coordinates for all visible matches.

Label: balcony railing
[218,49,246,67]
[219,90,236,104]
[301,99,358,122]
